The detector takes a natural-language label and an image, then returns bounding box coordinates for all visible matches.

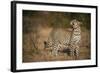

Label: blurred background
[23,10,91,62]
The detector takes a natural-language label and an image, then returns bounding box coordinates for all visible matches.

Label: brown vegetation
[23,27,90,62]
[22,10,91,63]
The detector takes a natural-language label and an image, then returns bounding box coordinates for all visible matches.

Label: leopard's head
[70,19,81,29]
[44,41,52,50]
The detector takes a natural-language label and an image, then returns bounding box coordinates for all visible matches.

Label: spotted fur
[69,19,81,59]
[44,19,81,59]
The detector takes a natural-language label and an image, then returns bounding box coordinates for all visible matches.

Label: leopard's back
[47,28,72,48]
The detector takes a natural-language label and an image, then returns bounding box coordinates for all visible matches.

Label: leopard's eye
[73,23,74,25]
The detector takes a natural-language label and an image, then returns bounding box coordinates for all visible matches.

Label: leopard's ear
[70,20,73,25]
[70,21,73,25]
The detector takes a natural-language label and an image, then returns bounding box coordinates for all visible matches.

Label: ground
[23,27,91,63]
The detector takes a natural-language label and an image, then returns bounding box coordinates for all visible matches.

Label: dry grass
[23,27,91,63]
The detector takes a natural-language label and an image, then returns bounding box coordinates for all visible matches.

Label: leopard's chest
[71,28,81,44]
